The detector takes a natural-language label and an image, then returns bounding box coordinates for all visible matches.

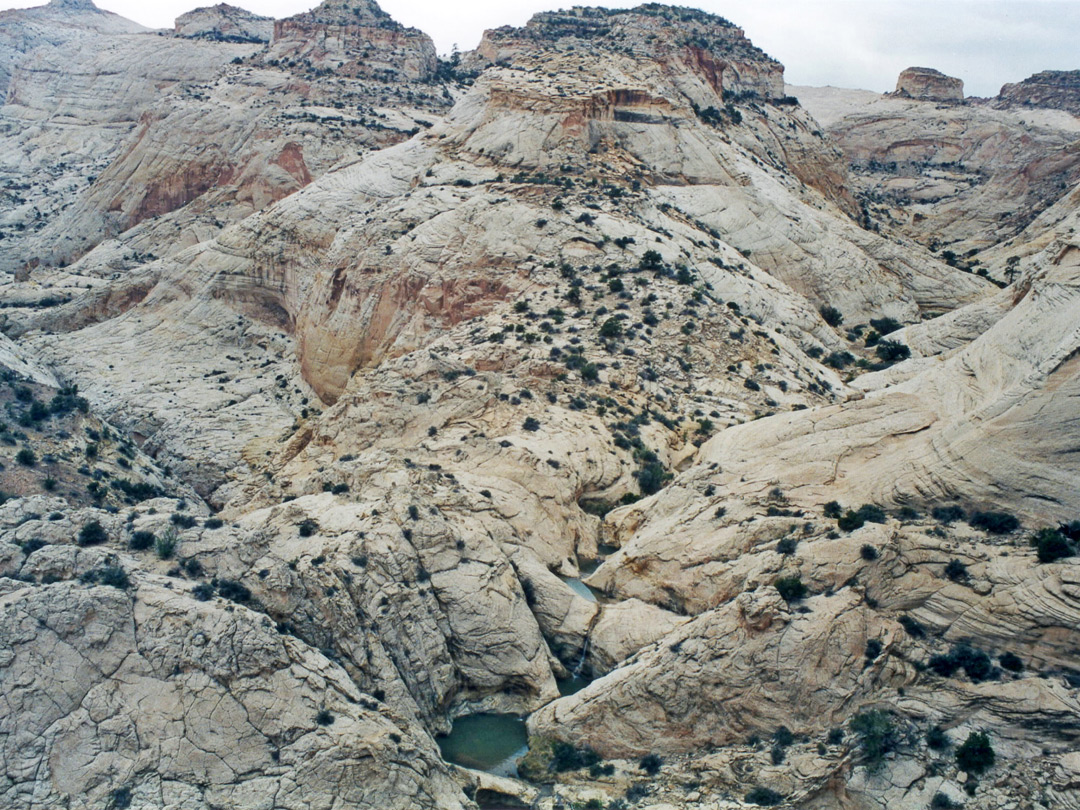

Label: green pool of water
[436,714,528,777]
[557,673,591,696]
[559,575,601,603]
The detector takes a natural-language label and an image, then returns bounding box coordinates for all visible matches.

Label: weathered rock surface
[264,0,438,82]
[795,82,1080,258]
[174,4,274,43]
[894,66,964,102]
[0,4,1078,810]
[998,69,1080,116]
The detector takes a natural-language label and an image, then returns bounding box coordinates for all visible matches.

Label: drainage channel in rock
[436,713,529,778]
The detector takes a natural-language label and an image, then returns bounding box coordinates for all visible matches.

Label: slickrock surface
[0,2,1077,809]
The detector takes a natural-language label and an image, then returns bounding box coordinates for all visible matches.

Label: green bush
[77,520,108,547]
[155,529,178,560]
[1032,528,1072,563]
[850,710,896,770]
[875,340,911,363]
[956,731,994,775]
[298,518,319,537]
[944,559,968,581]
[999,652,1024,672]
[774,575,807,602]
[745,786,783,806]
[639,753,662,775]
[932,505,965,523]
[550,741,600,772]
[129,530,155,551]
[15,447,35,466]
[523,417,541,432]
[599,317,623,339]
[819,305,844,327]
[927,724,950,750]
[315,709,335,726]
[968,511,1019,535]
[861,544,879,561]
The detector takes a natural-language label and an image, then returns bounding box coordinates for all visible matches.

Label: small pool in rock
[437,714,528,777]
[557,673,592,696]
[559,575,602,603]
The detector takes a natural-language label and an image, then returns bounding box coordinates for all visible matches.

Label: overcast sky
[3,0,1077,97]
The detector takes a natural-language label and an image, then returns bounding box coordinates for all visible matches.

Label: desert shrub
[819,305,844,327]
[824,350,855,369]
[774,575,807,602]
[944,559,968,581]
[898,615,925,638]
[129,530,155,551]
[550,741,600,772]
[850,710,896,770]
[639,753,662,775]
[298,518,319,537]
[599,317,623,339]
[956,731,994,775]
[999,652,1024,672]
[932,505,965,523]
[770,744,785,764]
[823,500,843,518]
[77,520,108,547]
[875,340,911,362]
[217,578,251,603]
[170,513,198,529]
[204,517,224,529]
[315,709,335,726]
[192,582,215,601]
[865,639,883,660]
[20,537,47,555]
[1032,528,1073,563]
[777,537,798,555]
[634,460,669,495]
[870,317,902,335]
[827,727,844,745]
[16,447,35,466]
[745,786,783,806]
[81,565,130,590]
[931,792,960,809]
[861,544,879,561]
[927,724,950,750]
[968,511,1019,534]
[523,417,541,432]
[929,644,996,682]
[155,529,178,560]
[838,503,887,531]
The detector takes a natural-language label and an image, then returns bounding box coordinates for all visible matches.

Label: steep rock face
[471,4,785,101]
[264,0,438,82]
[0,566,468,808]
[174,4,274,43]
[998,70,1080,116]
[796,83,1080,257]
[894,66,964,101]
[0,0,145,96]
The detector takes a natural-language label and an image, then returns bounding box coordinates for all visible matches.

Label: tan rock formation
[174,4,274,43]
[895,66,964,102]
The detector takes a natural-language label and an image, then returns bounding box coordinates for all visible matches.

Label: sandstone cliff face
[998,70,1080,116]
[264,0,438,82]
[1,4,1079,810]
[796,82,1080,259]
[174,4,274,43]
[894,66,964,101]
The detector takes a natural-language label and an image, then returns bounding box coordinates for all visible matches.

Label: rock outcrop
[264,0,438,81]
[0,4,1078,810]
[174,4,274,43]
[998,69,1080,116]
[895,66,964,101]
